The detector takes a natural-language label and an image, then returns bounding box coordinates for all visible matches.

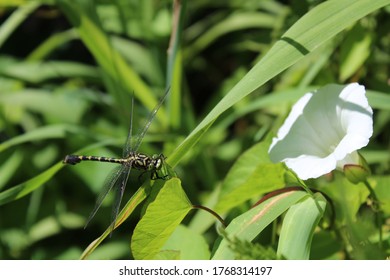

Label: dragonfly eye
[154,158,162,169]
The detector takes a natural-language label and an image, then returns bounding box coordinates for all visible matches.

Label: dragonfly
[63,88,172,233]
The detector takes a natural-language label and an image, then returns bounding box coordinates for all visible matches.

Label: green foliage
[0,0,389,260]
[131,178,192,260]
[212,190,308,259]
[277,193,327,260]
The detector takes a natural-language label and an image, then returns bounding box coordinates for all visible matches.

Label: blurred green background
[0,0,389,259]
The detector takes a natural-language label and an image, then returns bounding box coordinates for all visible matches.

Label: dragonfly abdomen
[63,155,127,165]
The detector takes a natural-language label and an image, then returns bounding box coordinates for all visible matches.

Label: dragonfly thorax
[128,152,165,171]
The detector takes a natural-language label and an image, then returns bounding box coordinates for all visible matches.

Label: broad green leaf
[212,190,307,260]
[160,224,210,260]
[152,250,180,260]
[277,193,327,260]
[169,0,390,168]
[131,178,192,260]
[215,140,286,214]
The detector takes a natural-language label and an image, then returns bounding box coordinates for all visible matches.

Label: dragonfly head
[151,153,166,170]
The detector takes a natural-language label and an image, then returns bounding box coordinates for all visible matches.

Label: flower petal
[268,83,373,180]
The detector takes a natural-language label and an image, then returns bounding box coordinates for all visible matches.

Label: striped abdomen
[63,155,127,165]
[63,153,164,171]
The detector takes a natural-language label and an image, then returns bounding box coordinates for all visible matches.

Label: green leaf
[0,90,90,123]
[277,193,327,260]
[83,241,130,260]
[160,224,210,260]
[339,23,373,81]
[215,140,286,214]
[310,231,343,260]
[185,11,276,60]
[0,124,80,153]
[112,36,164,86]
[0,1,39,48]
[131,178,192,260]
[212,190,307,260]
[0,60,99,83]
[0,162,63,206]
[0,151,23,190]
[169,0,390,167]
[367,90,390,111]
[321,174,369,223]
[370,176,390,215]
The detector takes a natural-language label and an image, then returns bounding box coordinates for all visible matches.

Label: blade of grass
[0,162,63,206]
[277,193,327,260]
[0,124,81,153]
[0,1,39,48]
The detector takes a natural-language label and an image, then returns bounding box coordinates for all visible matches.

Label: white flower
[268,83,373,180]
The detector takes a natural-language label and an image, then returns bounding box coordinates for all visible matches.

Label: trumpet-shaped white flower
[268,83,373,180]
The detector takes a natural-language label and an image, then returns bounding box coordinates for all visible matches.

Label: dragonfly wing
[133,87,170,152]
[84,165,125,229]
[122,96,134,158]
[108,165,132,234]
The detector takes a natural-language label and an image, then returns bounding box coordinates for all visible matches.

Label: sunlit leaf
[131,178,192,260]
[216,140,286,213]
[160,224,210,260]
[277,193,327,260]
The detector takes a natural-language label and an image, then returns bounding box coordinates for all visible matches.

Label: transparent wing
[108,165,132,235]
[123,96,134,157]
[84,165,127,229]
[133,87,170,152]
